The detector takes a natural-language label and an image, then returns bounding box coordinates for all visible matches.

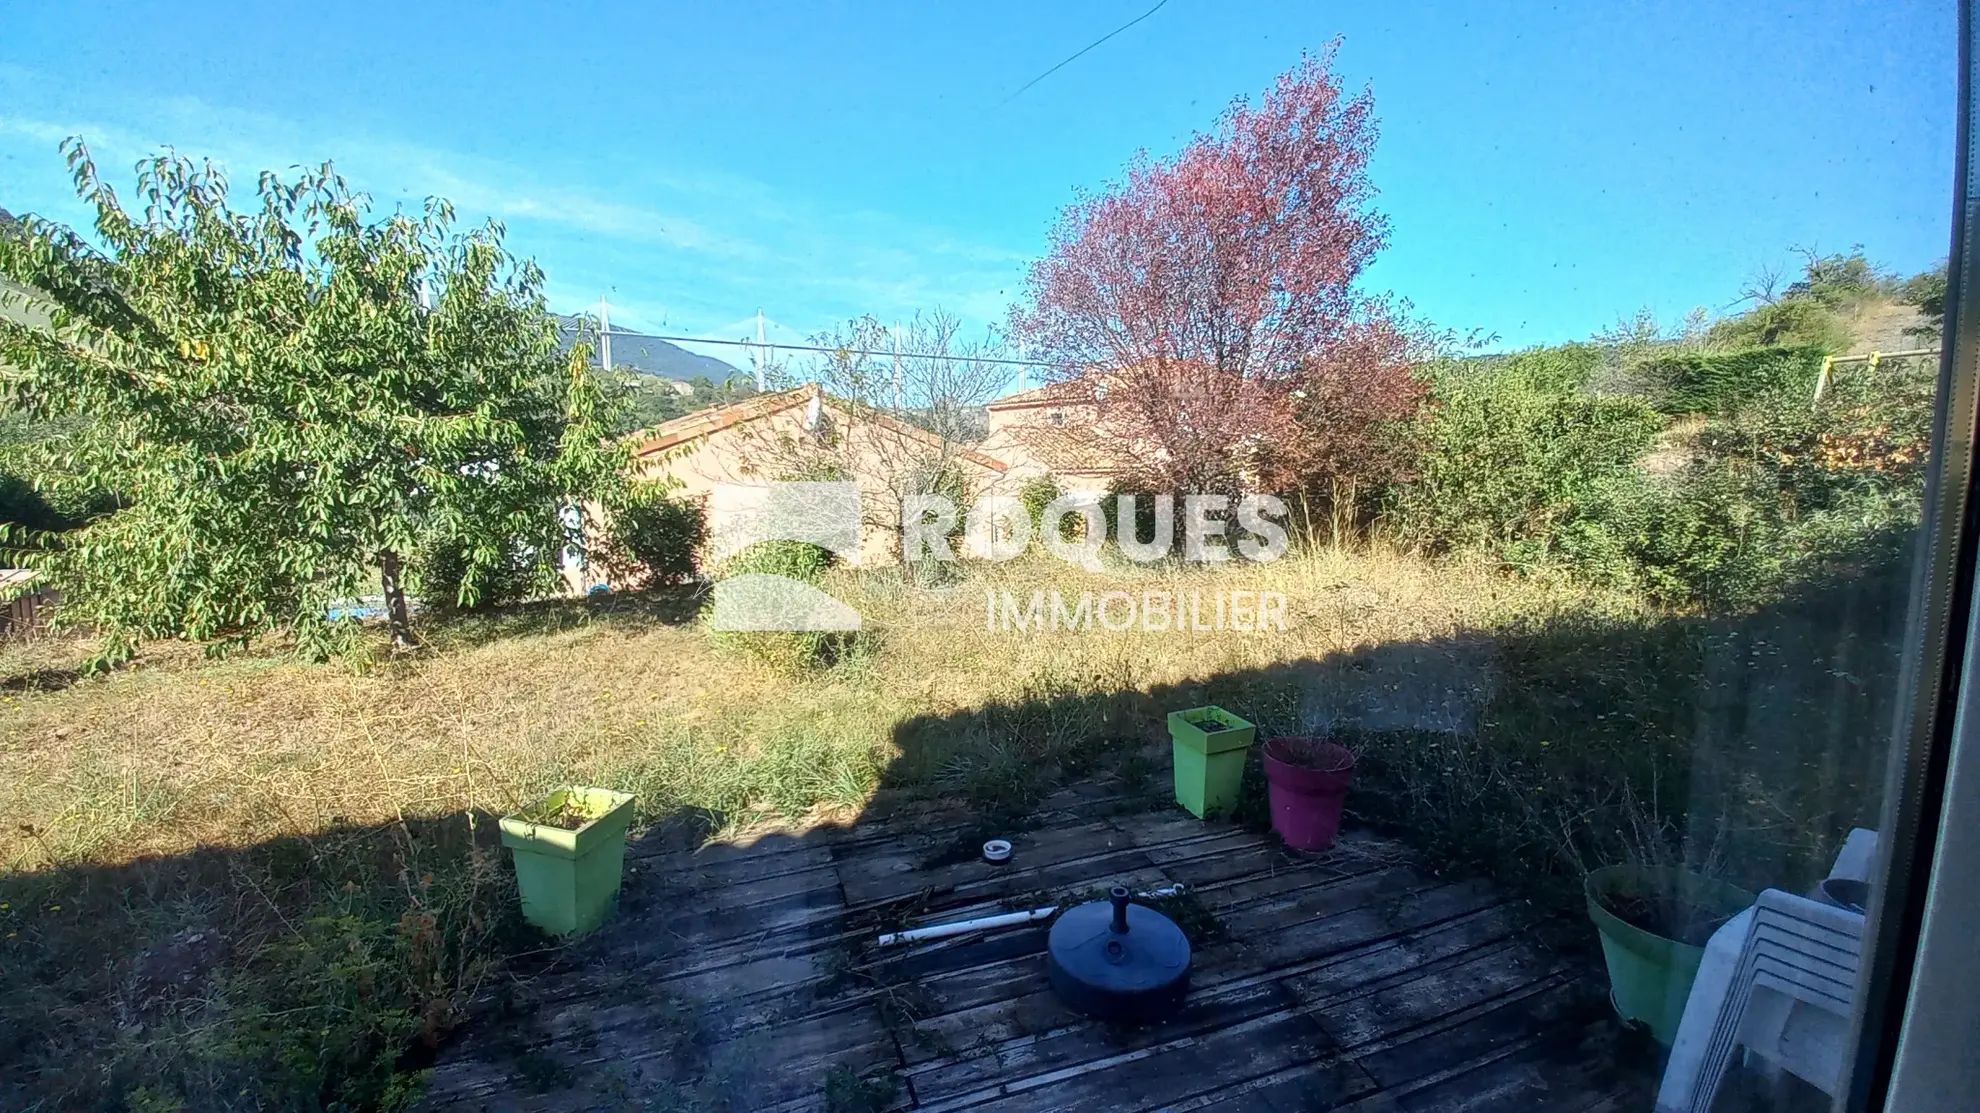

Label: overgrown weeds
[0,540,1898,1106]
[1332,547,1904,922]
[1391,341,1933,611]
[0,814,524,1112]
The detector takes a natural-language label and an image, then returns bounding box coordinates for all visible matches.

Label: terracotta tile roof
[986,379,1094,410]
[630,385,1008,472]
[998,424,1126,475]
[628,385,816,455]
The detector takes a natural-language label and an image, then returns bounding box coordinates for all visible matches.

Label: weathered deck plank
[419,804,1652,1112]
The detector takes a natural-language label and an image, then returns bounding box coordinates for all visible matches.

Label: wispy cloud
[0,66,1029,343]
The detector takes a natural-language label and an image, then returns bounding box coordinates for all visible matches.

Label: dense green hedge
[1387,343,1933,610]
[1635,345,1827,414]
[1388,355,1665,570]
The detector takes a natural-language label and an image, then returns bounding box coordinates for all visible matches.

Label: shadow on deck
[415,551,1913,1110]
[420,784,1655,1112]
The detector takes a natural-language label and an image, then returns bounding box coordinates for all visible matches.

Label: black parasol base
[1046,885,1192,1022]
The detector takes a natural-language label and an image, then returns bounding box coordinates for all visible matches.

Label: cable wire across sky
[995,0,1172,108]
[564,323,1068,369]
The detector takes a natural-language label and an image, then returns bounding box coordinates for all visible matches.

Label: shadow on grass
[0,538,1915,1111]
[0,801,768,1113]
[0,662,80,691]
[0,811,531,1112]
[415,585,708,652]
[878,535,1910,929]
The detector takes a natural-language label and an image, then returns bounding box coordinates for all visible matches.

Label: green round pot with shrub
[1585,864,1755,1045]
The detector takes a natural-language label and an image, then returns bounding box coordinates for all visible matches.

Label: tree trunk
[1334,478,1358,550]
[1329,478,1345,550]
[379,548,419,651]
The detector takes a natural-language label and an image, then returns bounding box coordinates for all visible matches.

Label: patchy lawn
[0,545,1887,1110]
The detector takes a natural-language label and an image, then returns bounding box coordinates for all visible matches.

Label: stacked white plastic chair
[1655,829,1876,1113]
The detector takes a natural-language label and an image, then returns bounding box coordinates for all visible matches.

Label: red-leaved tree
[1013,47,1424,506]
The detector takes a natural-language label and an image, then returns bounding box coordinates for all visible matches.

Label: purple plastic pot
[1262,737,1355,851]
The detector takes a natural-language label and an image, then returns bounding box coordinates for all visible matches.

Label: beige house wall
[572,382,1140,592]
[976,426,1114,500]
[631,398,1005,569]
[981,382,1123,500]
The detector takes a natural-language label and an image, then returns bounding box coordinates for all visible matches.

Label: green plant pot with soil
[1168,706,1256,819]
[1585,864,1755,1046]
[501,787,637,937]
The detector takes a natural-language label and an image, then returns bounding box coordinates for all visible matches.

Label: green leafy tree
[616,373,692,432]
[1706,248,1886,352]
[1785,249,1889,306]
[0,140,625,664]
[608,370,762,437]
[1900,264,1947,342]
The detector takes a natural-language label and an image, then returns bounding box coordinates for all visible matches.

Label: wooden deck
[421,788,1654,1112]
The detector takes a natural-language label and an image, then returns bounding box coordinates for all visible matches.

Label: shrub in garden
[600,484,706,588]
[1100,478,1163,553]
[1630,366,1933,609]
[409,534,556,612]
[707,540,862,672]
[714,538,837,582]
[1018,474,1088,544]
[1387,353,1665,574]
[903,460,972,580]
[1019,475,1062,532]
[1388,337,1933,610]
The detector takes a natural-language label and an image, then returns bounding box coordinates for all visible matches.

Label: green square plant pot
[1168,706,1256,819]
[500,787,636,937]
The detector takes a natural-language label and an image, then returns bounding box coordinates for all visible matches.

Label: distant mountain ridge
[554,315,744,384]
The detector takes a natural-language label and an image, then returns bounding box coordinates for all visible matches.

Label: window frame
[1841,4,1980,1107]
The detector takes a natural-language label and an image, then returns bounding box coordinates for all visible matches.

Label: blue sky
[0,1,1958,377]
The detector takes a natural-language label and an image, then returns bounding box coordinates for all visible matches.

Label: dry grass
[0,544,1613,875]
[16,542,1824,1111]
[2,609,867,871]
